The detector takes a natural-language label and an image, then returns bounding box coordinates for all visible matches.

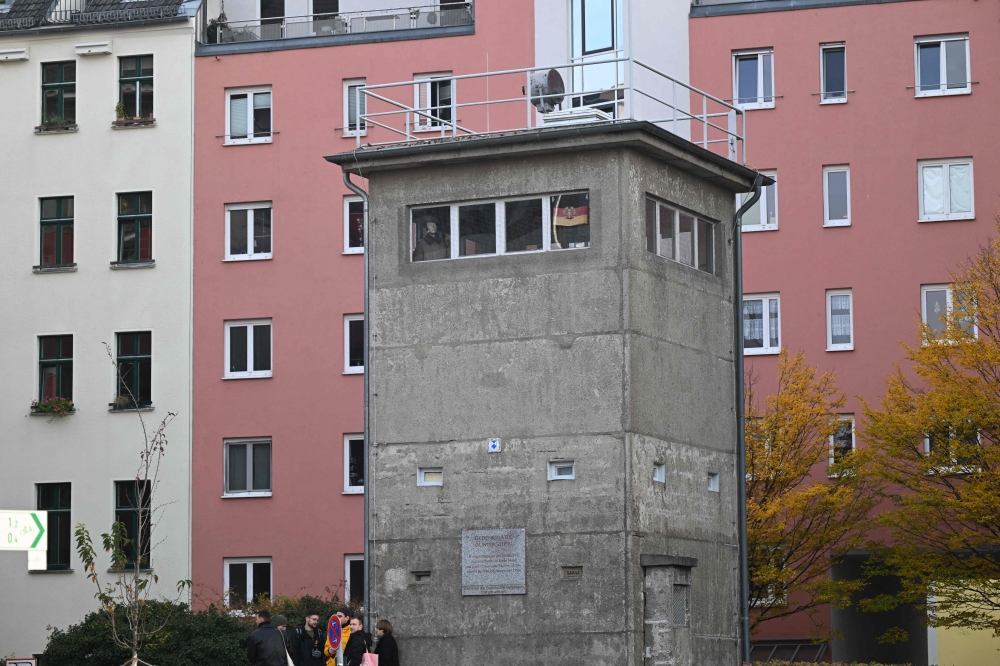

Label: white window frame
[547,460,576,481]
[410,191,592,263]
[223,438,273,498]
[224,557,272,605]
[646,197,717,273]
[343,78,367,137]
[343,434,364,494]
[344,196,364,255]
[823,165,851,227]
[653,463,665,484]
[344,554,364,603]
[828,414,855,470]
[737,170,777,232]
[413,72,453,133]
[707,472,720,493]
[920,283,976,339]
[223,318,273,379]
[344,314,364,374]
[826,289,854,351]
[743,293,781,356]
[914,34,971,98]
[417,467,443,486]
[224,202,273,261]
[819,43,847,104]
[918,158,974,222]
[225,87,272,146]
[732,49,775,111]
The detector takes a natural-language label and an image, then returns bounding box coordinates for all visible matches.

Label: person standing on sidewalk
[324,607,352,666]
[289,610,327,666]
[246,613,289,666]
[343,617,372,666]
[373,619,399,666]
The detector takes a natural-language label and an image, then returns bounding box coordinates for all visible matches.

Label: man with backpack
[288,610,327,666]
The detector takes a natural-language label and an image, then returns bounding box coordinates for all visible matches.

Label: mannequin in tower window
[412,220,449,261]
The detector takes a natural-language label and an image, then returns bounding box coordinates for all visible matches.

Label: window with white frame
[226,88,272,145]
[644,196,716,274]
[345,555,364,604]
[344,314,363,373]
[921,284,975,338]
[411,191,590,263]
[829,415,854,467]
[225,557,271,604]
[737,171,777,231]
[413,73,452,131]
[344,197,364,254]
[226,203,272,260]
[574,0,617,56]
[733,49,774,110]
[225,319,272,378]
[225,439,272,496]
[344,434,363,494]
[823,165,851,226]
[548,460,576,481]
[653,463,665,483]
[743,294,780,355]
[417,467,443,486]
[826,289,854,351]
[919,159,973,222]
[707,472,720,493]
[820,43,847,103]
[915,34,970,97]
[344,78,366,136]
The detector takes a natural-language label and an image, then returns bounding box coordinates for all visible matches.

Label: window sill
[33,264,77,273]
[35,124,79,134]
[343,488,364,495]
[110,260,155,270]
[735,104,775,112]
[29,568,74,574]
[740,225,777,233]
[823,222,851,228]
[29,409,76,416]
[343,368,364,375]
[223,137,273,146]
[222,491,272,498]
[744,349,781,356]
[343,131,368,139]
[108,404,154,412]
[826,346,854,352]
[915,89,971,98]
[919,214,975,223]
[343,249,365,255]
[819,98,847,105]
[222,374,273,380]
[112,119,157,129]
[109,567,153,573]
[223,256,273,262]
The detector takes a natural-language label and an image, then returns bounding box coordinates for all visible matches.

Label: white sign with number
[7,658,38,666]
[0,511,47,551]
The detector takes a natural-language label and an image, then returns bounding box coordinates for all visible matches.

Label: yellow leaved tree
[746,351,881,633]
[862,221,1000,636]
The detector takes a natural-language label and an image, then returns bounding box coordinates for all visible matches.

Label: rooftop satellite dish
[529,69,565,114]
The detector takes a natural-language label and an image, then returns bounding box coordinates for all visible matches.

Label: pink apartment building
[192,0,533,609]
[691,0,1000,663]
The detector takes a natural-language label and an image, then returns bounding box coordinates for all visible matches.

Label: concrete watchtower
[327,121,758,666]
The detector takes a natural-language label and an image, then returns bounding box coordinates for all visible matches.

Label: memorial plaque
[462,528,526,595]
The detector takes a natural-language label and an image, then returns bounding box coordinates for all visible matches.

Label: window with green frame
[114,480,151,568]
[37,483,71,570]
[39,335,73,402]
[41,61,76,124]
[39,197,74,267]
[116,331,151,407]
[120,55,153,119]
[117,192,152,263]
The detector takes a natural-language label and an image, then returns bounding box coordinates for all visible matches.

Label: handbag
[361,637,378,666]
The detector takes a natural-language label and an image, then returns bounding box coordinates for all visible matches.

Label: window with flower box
[38,335,73,403]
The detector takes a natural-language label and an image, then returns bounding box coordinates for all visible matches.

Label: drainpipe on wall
[343,170,371,630]
[734,172,762,665]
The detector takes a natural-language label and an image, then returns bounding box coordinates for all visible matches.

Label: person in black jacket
[288,610,326,666]
[373,619,399,666]
[343,616,372,666]
[246,615,289,666]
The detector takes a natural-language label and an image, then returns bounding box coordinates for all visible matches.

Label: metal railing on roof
[0,0,182,30]
[350,54,747,165]
[206,2,472,44]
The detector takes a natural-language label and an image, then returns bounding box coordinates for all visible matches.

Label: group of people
[246,608,400,666]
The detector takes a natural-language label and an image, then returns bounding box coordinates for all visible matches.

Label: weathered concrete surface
[329,123,756,666]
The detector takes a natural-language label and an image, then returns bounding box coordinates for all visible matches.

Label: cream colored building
[0,0,201,656]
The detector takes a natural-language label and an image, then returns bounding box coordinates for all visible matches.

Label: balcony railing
[351,55,748,165]
[207,2,473,45]
[0,0,181,30]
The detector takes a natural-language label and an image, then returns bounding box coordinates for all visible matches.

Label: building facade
[0,0,200,657]
[690,0,1000,663]
[190,0,535,609]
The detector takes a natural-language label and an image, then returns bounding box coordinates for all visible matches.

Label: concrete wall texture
[348,125,756,665]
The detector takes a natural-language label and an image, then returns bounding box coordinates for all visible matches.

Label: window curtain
[949,163,972,213]
[922,165,944,215]
[744,300,763,347]
[229,95,247,138]
[830,295,851,344]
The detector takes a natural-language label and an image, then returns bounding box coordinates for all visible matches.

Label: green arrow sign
[0,510,48,551]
